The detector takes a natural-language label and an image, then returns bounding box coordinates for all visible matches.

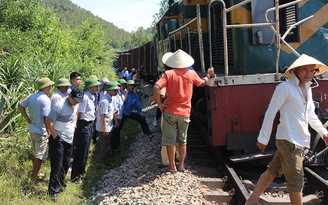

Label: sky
[70,0,161,32]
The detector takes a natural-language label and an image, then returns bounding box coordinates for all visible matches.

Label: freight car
[117,0,328,165]
[116,41,158,84]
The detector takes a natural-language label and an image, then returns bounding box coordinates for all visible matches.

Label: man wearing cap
[19,77,54,183]
[46,87,84,201]
[153,49,214,173]
[246,54,328,205]
[71,77,100,183]
[92,77,109,144]
[95,82,120,163]
[51,78,70,105]
[110,79,128,155]
[120,80,153,136]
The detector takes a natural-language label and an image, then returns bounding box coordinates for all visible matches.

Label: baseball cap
[70,87,84,103]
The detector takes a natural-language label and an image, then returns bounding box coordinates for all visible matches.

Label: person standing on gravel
[46,87,84,201]
[246,54,328,205]
[19,77,54,183]
[71,77,100,183]
[153,49,214,173]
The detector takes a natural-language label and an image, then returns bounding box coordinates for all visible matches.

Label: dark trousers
[111,126,121,153]
[120,113,150,134]
[71,120,93,180]
[156,107,161,121]
[48,135,72,196]
[96,131,112,162]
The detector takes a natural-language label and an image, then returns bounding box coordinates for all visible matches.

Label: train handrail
[264,0,313,59]
[208,0,281,77]
[162,5,206,76]
[208,0,308,79]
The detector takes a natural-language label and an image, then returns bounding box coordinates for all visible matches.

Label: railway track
[188,115,328,205]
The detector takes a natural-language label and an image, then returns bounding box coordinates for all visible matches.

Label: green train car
[118,0,328,164]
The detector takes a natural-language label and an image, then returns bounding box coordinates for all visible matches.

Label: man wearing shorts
[19,77,54,183]
[153,49,214,173]
[246,54,328,205]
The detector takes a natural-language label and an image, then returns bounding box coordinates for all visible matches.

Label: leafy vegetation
[0,0,169,203]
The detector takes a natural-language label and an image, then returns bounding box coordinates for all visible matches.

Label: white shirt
[258,77,328,148]
[78,90,96,121]
[50,89,67,106]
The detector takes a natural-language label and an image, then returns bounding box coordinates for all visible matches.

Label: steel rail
[304,167,328,196]
[192,115,250,204]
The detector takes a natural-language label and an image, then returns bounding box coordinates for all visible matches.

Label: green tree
[129,27,151,48]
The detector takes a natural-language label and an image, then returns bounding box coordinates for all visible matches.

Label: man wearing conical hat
[153,49,215,173]
[71,77,100,183]
[246,54,328,205]
[19,77,54,183]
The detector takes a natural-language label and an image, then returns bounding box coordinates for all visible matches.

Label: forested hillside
[44,0,132,49]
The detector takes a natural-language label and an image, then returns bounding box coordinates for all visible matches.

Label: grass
[0,118,140,204]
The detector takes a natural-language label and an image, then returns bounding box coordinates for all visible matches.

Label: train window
[163,19,178,39]
[279,0,299,42]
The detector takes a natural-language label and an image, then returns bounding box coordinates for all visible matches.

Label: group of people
[19,71,153,201]
[152,50,328,205]
[19,49,328,204]
[118,67,148,97]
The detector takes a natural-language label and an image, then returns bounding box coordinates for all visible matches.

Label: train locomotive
[116,0,328,166]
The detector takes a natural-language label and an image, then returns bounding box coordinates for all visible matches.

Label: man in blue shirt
[119,80,152,136]
[19,77,54,183]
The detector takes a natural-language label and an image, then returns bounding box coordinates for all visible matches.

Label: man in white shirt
[246,54,328,205]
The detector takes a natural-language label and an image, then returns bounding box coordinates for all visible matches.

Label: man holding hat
[51,78,70,105]
[46,87,84,201]
[153,49,214,173]
[246,54,328,205]
[71,77,100,183]
[95,82,120,163]
[19,77,54,183]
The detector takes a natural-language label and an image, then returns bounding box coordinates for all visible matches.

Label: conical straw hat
[284,54,328,78]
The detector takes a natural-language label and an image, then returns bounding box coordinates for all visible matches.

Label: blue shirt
[128,72,134,80]
[123,91,142,116]
[47,98,79,144]
[67,85,75,95]
[20,91,51,135]
[96,94,114,132]
[78,90,96,121]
